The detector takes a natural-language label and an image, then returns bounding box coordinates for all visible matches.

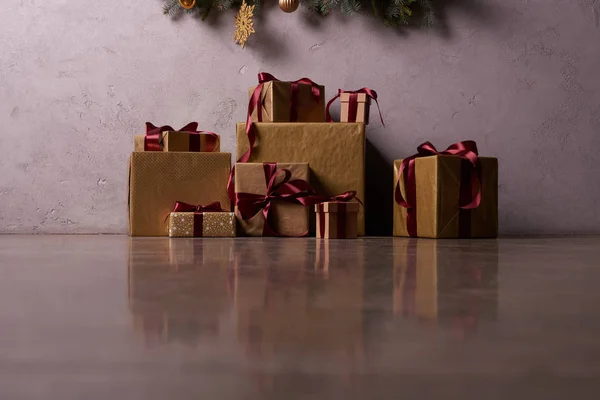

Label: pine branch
[163,0,181,16]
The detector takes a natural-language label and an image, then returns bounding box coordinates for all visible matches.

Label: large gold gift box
[393,239,498,331]
[249,81,326,122]
[134,131,220,152]
[236,122,366,235]
[128,152,231,236]
[393,156,498,238]
[235,162,309,237]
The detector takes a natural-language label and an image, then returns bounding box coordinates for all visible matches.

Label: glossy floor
[1,236,600,399]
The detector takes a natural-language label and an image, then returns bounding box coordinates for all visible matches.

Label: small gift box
[234,162,311,237]
[393,141,498,238]
[248,72,326,123]
[168,202,236,238]
[341,93,371,124]
[315,201,360,239]
[134,122,220,152]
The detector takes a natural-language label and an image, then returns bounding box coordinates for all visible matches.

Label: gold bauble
[279,0,299,13]
[178,0,196,9]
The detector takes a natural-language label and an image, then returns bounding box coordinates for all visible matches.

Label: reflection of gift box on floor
[236,122,366,235]
[393,239,498,331]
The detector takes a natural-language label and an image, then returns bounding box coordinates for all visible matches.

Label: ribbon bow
[235,163,316,237]
[325,88,385,126]
[394,140,482,237]
[172,201,225,213]
[144,122,219,152]
[306,190,364,207]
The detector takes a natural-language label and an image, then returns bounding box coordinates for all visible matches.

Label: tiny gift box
[134,122,220,152]
[168,202,236,238]
[341,93,371,124]
[315,202,359,239]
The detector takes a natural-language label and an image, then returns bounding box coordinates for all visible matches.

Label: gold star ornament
[234,0,255,48]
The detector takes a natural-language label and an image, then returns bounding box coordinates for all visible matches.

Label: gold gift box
[134,131,220,152]
[168,212,236,238]
[235,162,309,237]
[236,122,366,235]
[249,81,326,122]
[393,155,498,238]
[340,92,371,124]
[315,202,359,239]
[128,152,231,236]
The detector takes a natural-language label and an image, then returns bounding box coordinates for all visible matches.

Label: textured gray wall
[1,0,599,235]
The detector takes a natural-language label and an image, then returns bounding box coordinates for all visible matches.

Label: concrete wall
[1,0,599,235]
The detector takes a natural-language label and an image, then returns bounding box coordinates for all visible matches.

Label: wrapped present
[393,141,498,238]
[393,239,498,332]
[128,152,231,236]
[236,122,366,235]
[313,192,361,239]
[235,162,312,237]
[326,88,384,125]
[134,122,220,152]
[248,72,325,123]
[168,201,236,238]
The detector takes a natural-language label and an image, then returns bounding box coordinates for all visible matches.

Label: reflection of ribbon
[394,141,482,238]
[235,162,315,237]
[325,88,385,125]
[144,122,219,152]
[313,191,363,239]
[171,201,225,237]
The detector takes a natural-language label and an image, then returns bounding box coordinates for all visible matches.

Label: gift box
[393,239,498,332]
[235,162,310,237]
[128,152,231,236]
[393,141,498,238]
[236,122,366,235]
[315,202,359,239]
[168,211,236,238]
[249,74,325,123]
[134,131,220,152]
[341,93,371,124]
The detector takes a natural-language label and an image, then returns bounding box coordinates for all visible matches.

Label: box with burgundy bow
[326,88,384,125]
[248,73,326,123]
[393,141,498,239]
[314,194,361,239]
[134,122,220,152]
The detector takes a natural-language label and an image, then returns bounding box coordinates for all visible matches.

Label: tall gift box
[235,162,310,237]
[236,123,366,235]
[128,152,231,236]
[393,141,498,238]
[249,74,326,122]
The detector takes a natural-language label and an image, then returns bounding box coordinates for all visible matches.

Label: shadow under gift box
[128,152,231,236]
[236,123,366,235]
[234,162,309,237]
[393,155,499,238]
[393,239,498,331]
[134,131,220,152]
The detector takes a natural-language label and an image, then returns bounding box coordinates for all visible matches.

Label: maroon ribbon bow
[144,122,219,152]
[394,141,482,238]
[312,191,363,239]
[170,201,225,237]
[235,163,316,237]
[325,88,385,126]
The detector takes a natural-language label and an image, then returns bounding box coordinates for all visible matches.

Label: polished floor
[1,236,600,398]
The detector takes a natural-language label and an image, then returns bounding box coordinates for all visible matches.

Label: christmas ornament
[234,0,255,48]
[279,0,299,13]
[178,0,196,9]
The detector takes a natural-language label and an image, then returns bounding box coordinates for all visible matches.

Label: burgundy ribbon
[313,191,362,239]
[144,122,219,152]
[228,73,323,205]
[394,141,482,238]
[171,201,224,237]
[235,162,316,237]
[325,88,385,126]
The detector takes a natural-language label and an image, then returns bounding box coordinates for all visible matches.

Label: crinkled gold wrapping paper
[249,81,326,122]
[234,162,309,237]
[134,132,220,152]
[393,155,498,238]
[128,152,231,236]
[236,122,366,235]
[168,212,236,237]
